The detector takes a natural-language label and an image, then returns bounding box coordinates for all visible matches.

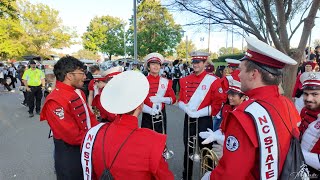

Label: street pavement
[0,86,199,180]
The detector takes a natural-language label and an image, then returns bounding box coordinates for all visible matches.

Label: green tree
[218,47,242,56]
[127,0,183,59]
[176,40,196,60]
[0,17,25,59]
[72,49,100,60]
[19,1,76,57]
[172,0,320,97]
[82,15,125,60]
[0,0,18,19]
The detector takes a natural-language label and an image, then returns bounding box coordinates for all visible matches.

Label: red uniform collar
[55,81,76,92]
[113,114,139,130]
[192,70,207,79]
[245,85,279,100]
[147,74,160,80]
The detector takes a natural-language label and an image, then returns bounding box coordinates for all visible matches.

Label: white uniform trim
[187,75,216,111]
[301,117,320,152]
[152,77,169,111]
[75,89,91,129]
[81,123,105,180]
[245,102,279,180]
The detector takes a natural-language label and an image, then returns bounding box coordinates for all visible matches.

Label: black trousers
[54,138,84,180]
[183,115,213,180]
[0,78,12,91]
[7,75,16,88]
[27,86,42,113]
[172,79,180,95]
[141,108,167,134]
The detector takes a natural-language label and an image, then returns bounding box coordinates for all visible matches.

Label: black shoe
[29,113,34,117]
[36,111,40,115]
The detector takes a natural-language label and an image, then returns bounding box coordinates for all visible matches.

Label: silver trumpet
[186,116,201,180]
[151,104,174,160]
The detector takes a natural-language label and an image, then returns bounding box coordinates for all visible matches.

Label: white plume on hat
[100,71,149,114]
[143,52,164,64]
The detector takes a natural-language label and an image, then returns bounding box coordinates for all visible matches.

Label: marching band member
[201,37,300,180]
[87,65,101,113]
[178,51,224,180]
[200,78,247,159]
[91,66,123,122]
[299,72,320,176]
[40,56,98,180]
[81,71,174,179]
[141,52,176,133]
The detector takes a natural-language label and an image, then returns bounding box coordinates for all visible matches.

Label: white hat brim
[246,36,297,65]
[100,71,149,114]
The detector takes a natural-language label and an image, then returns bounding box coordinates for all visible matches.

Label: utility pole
[186,35,188,61]
[134,0,138,61]
[208,18,211,53]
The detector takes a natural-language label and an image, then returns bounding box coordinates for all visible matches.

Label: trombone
[186,116,201,180]
[200,147,220,176]
[151,104,174,160]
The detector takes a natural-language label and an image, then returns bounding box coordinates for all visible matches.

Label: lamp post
[180,30,188,61]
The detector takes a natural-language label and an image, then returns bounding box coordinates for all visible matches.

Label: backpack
[173,66,182,78]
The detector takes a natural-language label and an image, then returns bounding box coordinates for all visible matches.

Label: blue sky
[28,0,320,55]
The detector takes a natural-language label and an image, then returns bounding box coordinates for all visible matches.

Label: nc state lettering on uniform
[259,115,275,179]
[84,133,95,180]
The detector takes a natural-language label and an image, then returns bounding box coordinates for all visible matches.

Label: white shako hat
[300,72,320,89]
[228,77,243,94]
[225,58,241,67]
[190,51,210,63]
[241,37,297,70]
[100,71,149,114]
[143,52,164,64]
[94,66,123,81]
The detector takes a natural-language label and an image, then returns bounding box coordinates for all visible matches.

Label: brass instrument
[186,116,201,180]
[200,147,220,176]
[151,104,174,160]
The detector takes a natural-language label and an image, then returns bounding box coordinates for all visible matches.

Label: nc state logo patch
[202,85,206,90]
[54,107,64,120]
[314,121,320,129]
[226,135,239,152]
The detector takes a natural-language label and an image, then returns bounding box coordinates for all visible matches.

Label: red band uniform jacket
[144,75,176,108]
[90,114,174,179]
[179,71,224,115]
[211,85,300,179]
[40,81,99,145]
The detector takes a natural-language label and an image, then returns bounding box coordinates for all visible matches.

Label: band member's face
[239,61,252,92]
[305,65,313,72]
[228,93,245,106]
[192,61,206,74]
[149,62,160,75]
[303,89,320,110]
[69,69,86,89]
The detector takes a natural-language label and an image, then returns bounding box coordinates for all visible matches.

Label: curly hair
[54,56,85,82]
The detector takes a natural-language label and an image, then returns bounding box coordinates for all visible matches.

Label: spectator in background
[0,63,13,92]
[315,45,320,64]
[215,65,227,78]
[7,63,17,89]
[171,59,182,95]
[18,66,28,106]
[206,62,215,74]
[82,65,93,99]
[87,65,101,112]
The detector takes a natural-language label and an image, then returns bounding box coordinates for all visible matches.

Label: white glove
[187,106,211,118]
[151,106,161,115]
[150,96,171,104]
[178,101,188,112]
[200,129,225,145]
[201,171,211,180]
[142,104,156,115]
[212,143,223,159]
